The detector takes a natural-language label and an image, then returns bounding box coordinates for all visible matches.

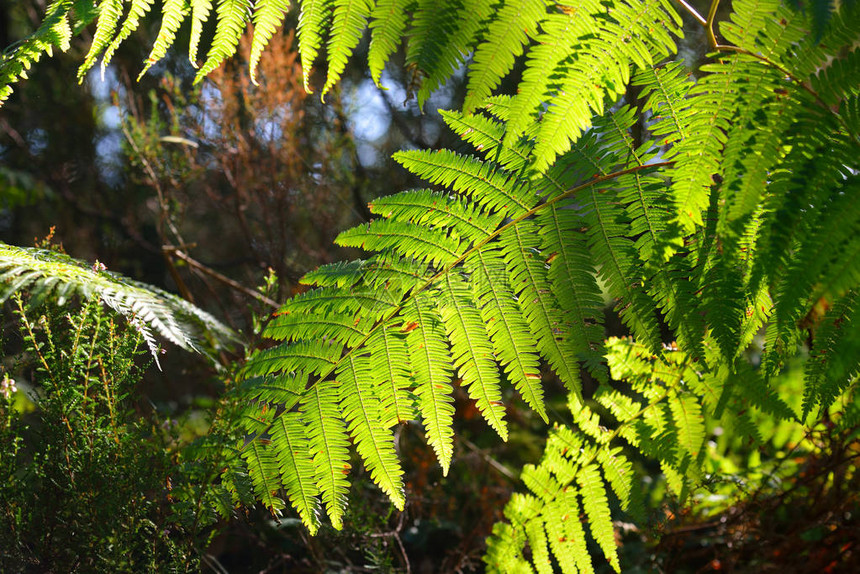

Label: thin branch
[706,0,722,50]
[165,247,280,308]
[674,0,707,26]
[460,436,517,480]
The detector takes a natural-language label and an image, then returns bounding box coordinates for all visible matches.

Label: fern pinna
[3,0,859,571]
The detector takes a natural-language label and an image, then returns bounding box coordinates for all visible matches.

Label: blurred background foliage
[1,1,857,572]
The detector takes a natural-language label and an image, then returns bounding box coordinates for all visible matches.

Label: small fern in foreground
[0,242,238,363]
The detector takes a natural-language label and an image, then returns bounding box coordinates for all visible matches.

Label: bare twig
[459,437,517,481]
[674,0,707,26]
[165,247,280,308]
[706,0,722,49]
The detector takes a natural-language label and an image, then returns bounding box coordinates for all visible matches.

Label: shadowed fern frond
[0,243,239,364]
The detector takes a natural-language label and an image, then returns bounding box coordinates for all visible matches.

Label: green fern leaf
[536,204,606,381]
[405,0,490,106]
[367,323,419,426]
[0,1,73,102]
[194,0,252,83]
[249,0,291,84]
[440,108,534,173]
[404,293,456,474]
[440,273,508,439]
[595,447,633,511]
[367,0,413,85]
[466,249,547,421]
[245,339,343,378]
[369,189,504,243]
[336,219,465,267]
[242,440,287,512]
[502,7,589,147]
[578,183,661,352]
[463,0,548,112]
[393,149,535,216]
[544,489,593,574]
[101,0,154,71]
[501,222,583,399]
[264,310,371,347]
[668,393,705,459]
[297,0,333,92]
[302,378,351,529]
[78,0,124,81]
[322,0,373,96]
[338,355,406,508]
[189,0,214,66]
[485,518,533,572]
[525,517,552,574]
[270,411,321,533]
[139,0,188,79]
[803,292,860,418]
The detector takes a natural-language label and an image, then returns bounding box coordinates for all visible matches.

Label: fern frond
[544,489,593,574]
[336,219,465,267]
[194,0,252,82]
[0,243,238,363]
[466,249,546,421]
[264,311,371,346]
[440,108,534,173]
[502,7,591,149]
[78,0,123,80]
[139,0,188,79]
[405,0,490,105]
[668,393,705,459]
[501,222,582,399]
[101,0,154,71]
[322,0,373,96]
[404,293,456,474]
[393,149,536,216]
[369,189,504,243]
[302,378,351,529]
[367,0,412,85]
[250,0,291,84]
[463,0,548,112]
[803,292,860,418]
[271,411,321,534]
[536,204,606,381]
[189,0,214,66]
[338,355,406,508]
[297,0,333,92]
[578,463,619,572]
[242,440,287,512]
[440,273,507,439]
[0,0,72,103]
[244,339,343,378]
[367,323,419,426]
[578,182,661,352]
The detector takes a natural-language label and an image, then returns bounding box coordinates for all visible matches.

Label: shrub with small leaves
[0,295,198,572]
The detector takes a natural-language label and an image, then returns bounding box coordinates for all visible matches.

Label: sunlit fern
[3,0,859,571]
